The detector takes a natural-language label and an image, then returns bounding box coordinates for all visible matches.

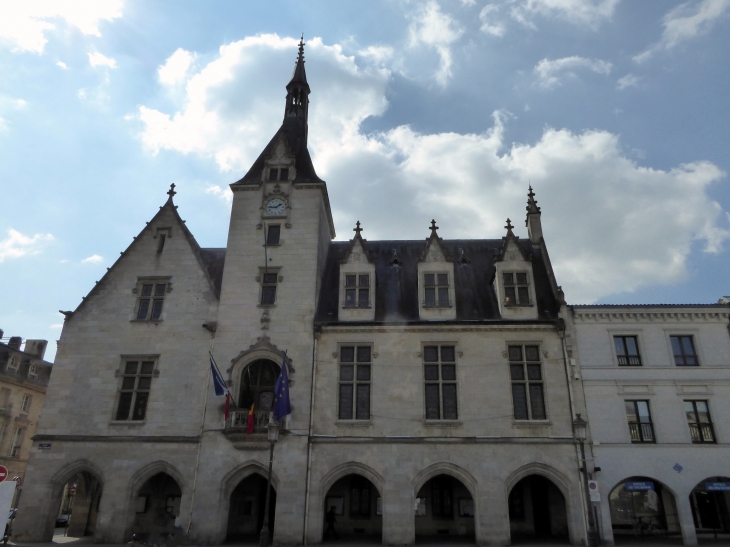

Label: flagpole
[186,338,215,535]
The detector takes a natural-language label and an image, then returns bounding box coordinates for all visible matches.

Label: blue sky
[1,0,729,360]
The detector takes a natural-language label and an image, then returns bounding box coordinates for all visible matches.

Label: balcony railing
[629,422,655,443]
[689,422,715,443]
[225,410,271,433]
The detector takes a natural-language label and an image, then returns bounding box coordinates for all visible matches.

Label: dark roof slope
[315,239,560,324]
[234,115,323,185]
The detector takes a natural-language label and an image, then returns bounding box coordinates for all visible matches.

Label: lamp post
[573,414,599,547]
[259,421,279,547]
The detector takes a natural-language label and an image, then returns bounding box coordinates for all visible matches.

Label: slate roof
[315,239,561,325]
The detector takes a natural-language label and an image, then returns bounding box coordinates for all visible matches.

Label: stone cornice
[573,310,729,323]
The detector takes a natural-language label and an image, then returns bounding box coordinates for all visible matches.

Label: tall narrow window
[614,336,642,366]
[339,345,371,420]
[137,282,167,321]
[266,225,281,246]
[685,400,715,443]
[671,335,698,366]
[625,400,655,443]
[9,427,24,458]
[350,478,371,517]
[509,345,546,420]
[116,360,155,421]
[424,345,457,420]
[503,272,529,305]
[261,272,278,305]
[344,274,370,308]
[424,274,449,307]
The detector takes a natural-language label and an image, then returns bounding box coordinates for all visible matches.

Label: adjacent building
[0,331,53,504]
[11,40,730,546]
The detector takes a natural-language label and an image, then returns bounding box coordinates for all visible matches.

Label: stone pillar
[677,494,698,546]
[382,475,414,545]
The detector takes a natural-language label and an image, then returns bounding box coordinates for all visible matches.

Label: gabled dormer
[494,219,538,320]
[339,222,376,322]
[418,220,456,321]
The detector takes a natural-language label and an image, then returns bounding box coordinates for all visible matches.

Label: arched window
[239,359,280,411]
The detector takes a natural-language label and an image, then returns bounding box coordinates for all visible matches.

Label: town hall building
[12,41,730,546]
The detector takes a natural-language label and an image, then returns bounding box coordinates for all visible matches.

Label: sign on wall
[624,481,654,491]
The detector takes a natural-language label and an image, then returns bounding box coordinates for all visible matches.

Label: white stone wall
[573,305,730,546]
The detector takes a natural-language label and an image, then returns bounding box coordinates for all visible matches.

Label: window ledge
[335,420,372,427]
[109,420,146,427]
[511,420,552,428]
[423,420,462,427]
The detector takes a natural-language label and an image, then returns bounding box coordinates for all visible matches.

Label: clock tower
[195,38,335,543]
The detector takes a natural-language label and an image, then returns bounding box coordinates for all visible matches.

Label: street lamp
[259,421,279,547]
[573,414,599,547]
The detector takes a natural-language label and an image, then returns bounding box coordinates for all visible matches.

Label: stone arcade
[13,41,729,546]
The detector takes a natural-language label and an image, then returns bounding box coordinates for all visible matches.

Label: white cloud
[616,74,640,90]
[158,48,196,85]
[56,60,67,69]
[634,0,730,63]
[407,0,464,86]
[509,0,620,29]
[534,56,612,88]
[81,254,104,264]
[479,4,507,36]
[137,34,729,303]
[0,228,53,262]
[88,51,116,69]
[0,0,122,54]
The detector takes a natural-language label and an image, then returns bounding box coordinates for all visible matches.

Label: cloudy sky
[1,0,729,360]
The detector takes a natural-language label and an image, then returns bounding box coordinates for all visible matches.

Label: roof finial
[167,183,176,200]
[353,220,363,237]
[526,184,540,214]
[430,219,439,235]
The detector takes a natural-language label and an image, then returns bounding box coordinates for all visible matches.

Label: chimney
[24,340,48,359]
[8,337,21,350]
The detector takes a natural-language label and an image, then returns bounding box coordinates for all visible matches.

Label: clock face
[265,197,286,216]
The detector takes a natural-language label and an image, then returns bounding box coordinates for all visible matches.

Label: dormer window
[424,273,450,307]
[268,167,290,181]
[503,272,530,306]
[345,274,370,308]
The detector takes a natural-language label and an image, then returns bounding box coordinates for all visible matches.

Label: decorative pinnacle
[167,183,177,199]
[505,218,513,231]
[353,220,363,237]
[430,219,439,235]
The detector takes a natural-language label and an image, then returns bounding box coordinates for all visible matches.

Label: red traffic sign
[0,466,8,482]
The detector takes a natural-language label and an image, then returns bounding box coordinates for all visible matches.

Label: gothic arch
[128,460,185,498]
[413,462,477,498]
[320,461,385,499]
[504,461,573,500]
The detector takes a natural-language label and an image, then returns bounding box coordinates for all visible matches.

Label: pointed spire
[526,185,541,215]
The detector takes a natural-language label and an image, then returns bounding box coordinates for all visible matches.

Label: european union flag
[273,354,291,422]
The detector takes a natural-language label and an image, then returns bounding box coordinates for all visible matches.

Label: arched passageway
[414,474,475,543]
[690,476,730,543]
[608,476,681,543]
[323,474,381,543]
[508,474,568,544]
[131,472,182,543]
[227,473,276,543]
[56,471,103,537]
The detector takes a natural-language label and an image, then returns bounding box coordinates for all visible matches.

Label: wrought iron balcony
[689,422,715,443]
[629,422,655,443]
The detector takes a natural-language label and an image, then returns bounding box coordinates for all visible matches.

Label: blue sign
[706,482,730,491]
[625,481,655,491]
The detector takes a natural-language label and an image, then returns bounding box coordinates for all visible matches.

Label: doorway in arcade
[690,477,730,541]
[508,475,569,543]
